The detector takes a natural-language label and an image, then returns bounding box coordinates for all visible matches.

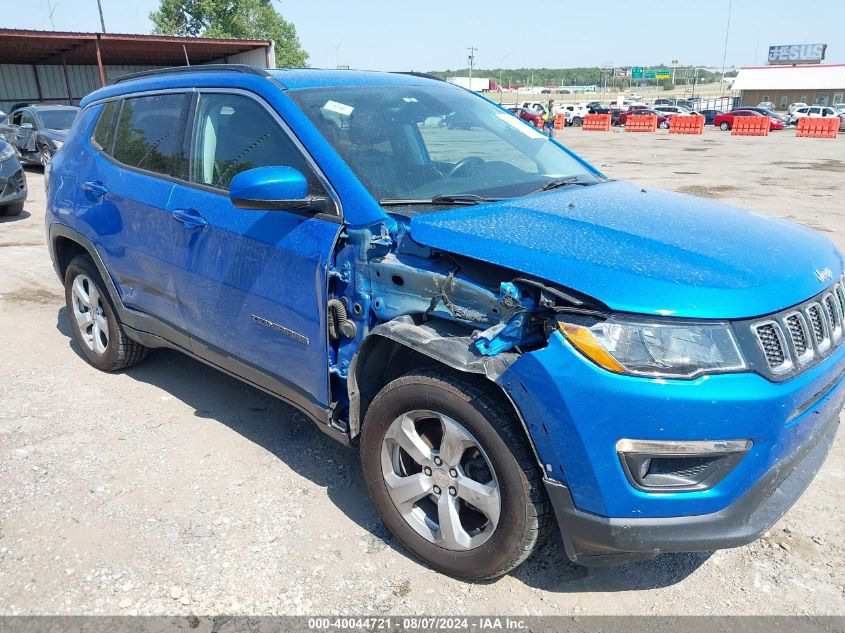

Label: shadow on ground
[0,210,31,223]
[55,306,708,592]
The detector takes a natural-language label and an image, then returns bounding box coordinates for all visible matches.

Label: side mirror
[20,123,34,129]
[229,166,330,213]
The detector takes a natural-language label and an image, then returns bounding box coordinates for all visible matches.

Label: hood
[408,181,843,319]
[42,129,69,141]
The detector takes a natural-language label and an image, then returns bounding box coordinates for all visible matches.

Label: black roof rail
[111,64,272,85]
[392,71,444,82]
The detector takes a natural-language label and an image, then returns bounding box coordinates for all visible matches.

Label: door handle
[82,181,109,198]
[171,208,208,230]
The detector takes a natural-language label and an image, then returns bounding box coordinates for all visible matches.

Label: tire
[360,368,551,580]
[64,254,148,371]
[0,201,24,217]
[659,120,669,129]
[39,144,53,167]
[720,121,730,131]
[572,116,583,127]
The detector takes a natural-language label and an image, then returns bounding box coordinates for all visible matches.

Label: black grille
[786,314,808,355]
[808,304,825,343]
[755,323,786,368]
[10,169,25,192]
[824,294,841,333]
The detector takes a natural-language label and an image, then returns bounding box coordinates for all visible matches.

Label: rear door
[167,90,342,415]
[88,92,193,333]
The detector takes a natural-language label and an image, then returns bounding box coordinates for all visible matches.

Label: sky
[3,0,843,71]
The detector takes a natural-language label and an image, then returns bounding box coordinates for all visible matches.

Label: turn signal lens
[558,323,627,373]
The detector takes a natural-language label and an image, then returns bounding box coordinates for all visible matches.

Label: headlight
[0,143,15,162]
[558,316,746,379]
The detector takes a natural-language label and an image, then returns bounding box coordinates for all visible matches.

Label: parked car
[617,108,670,128]
[653,105,692,116]
[742,107,790,124]
[46,65,845,579]
[788,102,808,115]
[789,106,840,125]
[756,101,775,110]
[698,108,724,125]
[0,138,27,216]
[833,103,845,113]
[588,105,622,125]
[558,104,591,126]
[519,101,548,116]
[0,104,79,166]
[506,107,543,128]
[713,109,783,131]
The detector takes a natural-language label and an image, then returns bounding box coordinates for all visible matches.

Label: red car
[507,107,544,128]
[712,109,784,131]
[617,108,670,129]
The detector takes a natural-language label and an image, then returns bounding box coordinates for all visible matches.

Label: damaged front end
[324,214,606,440]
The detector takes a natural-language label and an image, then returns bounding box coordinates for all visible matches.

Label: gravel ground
[1,127,844,616]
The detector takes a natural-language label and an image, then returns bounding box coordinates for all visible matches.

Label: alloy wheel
[70,274,109,354]
[380,409,501,551]
[40,146,53,166]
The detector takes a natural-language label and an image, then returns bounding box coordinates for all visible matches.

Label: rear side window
[91,101,118,152]
[190,92,323,194]
[112,93,190,180]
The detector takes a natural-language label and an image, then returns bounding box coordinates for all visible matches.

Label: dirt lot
[1,127,844,616]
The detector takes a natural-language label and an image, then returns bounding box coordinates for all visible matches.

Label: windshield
[37,108,78,130]
[288,84,599,204]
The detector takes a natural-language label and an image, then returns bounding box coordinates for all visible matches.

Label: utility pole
[467,46,477,90]
[96,0,106,32]
[719,0,732,98]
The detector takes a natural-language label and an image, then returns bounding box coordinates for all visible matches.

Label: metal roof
[732,64,845,91]
[0,29,271,66]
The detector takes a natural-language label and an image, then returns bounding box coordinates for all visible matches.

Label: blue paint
[410,180,844,320]
[49,66,845,543]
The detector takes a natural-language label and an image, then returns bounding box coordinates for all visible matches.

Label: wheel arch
[348,316,545,470]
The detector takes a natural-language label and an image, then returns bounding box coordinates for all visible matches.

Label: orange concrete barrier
[669,114,706,135]
[624,114,658,132]
[554,113,565,130]
[582,113,611,131]
[796,117,840,138]
[731,116,770,136]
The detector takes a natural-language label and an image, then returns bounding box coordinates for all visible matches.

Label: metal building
[0,29,275,112]
[732,64,845,110]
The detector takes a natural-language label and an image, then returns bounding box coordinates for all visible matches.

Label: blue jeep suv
[46,65,844,578]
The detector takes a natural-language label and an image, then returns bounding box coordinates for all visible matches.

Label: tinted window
[190,92,321,193]
[21,111,37,127]
[38,108,77,130]
[91,101,118,152]
[113,93,190,180]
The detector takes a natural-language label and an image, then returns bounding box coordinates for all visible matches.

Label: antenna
[46,0,59,29]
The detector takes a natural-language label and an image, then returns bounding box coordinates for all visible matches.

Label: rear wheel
[659,120,670,129]
[571,116,583,127]
[64,254,148,371]
[361,369,551,580]
[720,121,730,131]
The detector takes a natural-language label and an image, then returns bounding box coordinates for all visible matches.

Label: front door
[168,91,341,415]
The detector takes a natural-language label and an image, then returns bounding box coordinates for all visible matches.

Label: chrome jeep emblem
[814,267,833,283]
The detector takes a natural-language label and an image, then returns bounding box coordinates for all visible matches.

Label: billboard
[767,43,826,65]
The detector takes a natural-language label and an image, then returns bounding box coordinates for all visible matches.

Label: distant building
[0,29,275,112]
[732,64,845,109]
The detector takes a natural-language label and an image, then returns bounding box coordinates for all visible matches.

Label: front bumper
[499,330,845,565]
[544,400,839,565]
[0,158,27,212]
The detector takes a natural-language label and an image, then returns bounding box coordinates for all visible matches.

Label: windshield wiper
[525,176,594,197]
[380,193,500,207]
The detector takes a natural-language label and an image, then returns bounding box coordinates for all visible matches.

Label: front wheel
[360,369,551,580]
[571,116,583,127]
[720,121,730,131]
[659,120,670,129]
[39,144,53,167]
